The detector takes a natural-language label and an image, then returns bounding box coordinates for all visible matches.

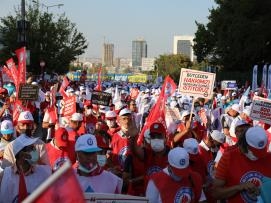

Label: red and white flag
[22,161,85,203]
[59,76,70,99]
[15,47,26,86]
[137,76,176,145]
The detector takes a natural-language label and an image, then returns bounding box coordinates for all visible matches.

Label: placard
[250,96,271,125]
[18,84,39,100]
[178,68,216,99]
[91,91,112,106]
[63,96,76,117]
[221,80,237,90]
[84,193,149,203]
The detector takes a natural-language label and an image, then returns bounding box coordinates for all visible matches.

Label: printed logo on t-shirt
[118,146,129,167]
[146,166,162,176]
[53,157,69,171]
[240,171,263,202]
[174,187,194,203]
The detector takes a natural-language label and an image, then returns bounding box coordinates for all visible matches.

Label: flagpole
[22,161,71,203]
[189,97,196,121]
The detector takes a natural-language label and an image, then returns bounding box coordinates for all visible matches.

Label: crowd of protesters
[0,72,271,203]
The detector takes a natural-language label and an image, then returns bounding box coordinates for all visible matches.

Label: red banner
[15,47,26,86]
[2,65,13,82]
[63,96,76,117]
[6,58,19,90]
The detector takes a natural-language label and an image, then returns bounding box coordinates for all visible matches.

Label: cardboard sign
[18,84,39,100]
[84,193,149,203]
[250,96,271,125]
[221,80,237,90]
[91,91,112,106]
[178,68,216,99]
[63,96,76,117]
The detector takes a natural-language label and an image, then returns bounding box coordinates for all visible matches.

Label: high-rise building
[102,43,114,67]
[132,38,147,67]
[173,35,194,62]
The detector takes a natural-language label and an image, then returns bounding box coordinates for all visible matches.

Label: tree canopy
[0,3,88,74]
[193,0,271,72]
[154,54,193,82]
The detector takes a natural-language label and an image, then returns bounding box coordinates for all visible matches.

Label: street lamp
[32,1,64,13]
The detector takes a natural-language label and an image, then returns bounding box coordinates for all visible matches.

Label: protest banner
[250,96,271,125]
[91,91,112,106]
[221,80,237,90]
[165,107,182,133]
[128,74,148,83]
[63,96,76,117]
[18,84,39,100]
[84,193,149,203]
[178,68,216,99]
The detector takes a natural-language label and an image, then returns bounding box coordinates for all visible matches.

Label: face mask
[150,139,165,152]
[85,109,92,116]
[245,149,258,161]
[26,150,39,165]
[97,155,107,167]
[78,163,98,173]
[20,128,33,136]
[106,120,116,128]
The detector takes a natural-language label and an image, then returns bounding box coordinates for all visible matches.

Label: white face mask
[121,126,129,134]
[97,155,107,167]
[106,120,116,128]
[245,149,258,161]
[150,139,165,152]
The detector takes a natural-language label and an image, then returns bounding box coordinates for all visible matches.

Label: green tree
[0,3,88,74]
[193,0,271,72]
[154,54,193,83]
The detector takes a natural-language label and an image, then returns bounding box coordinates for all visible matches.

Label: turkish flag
[137,76,176,145]
[59,76,70,99]
[25,161,85,203]
[95,66,102,91]
[15,47,26,86]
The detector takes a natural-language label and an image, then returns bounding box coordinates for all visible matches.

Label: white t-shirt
[76,169,123,194]
[0,165,51,203]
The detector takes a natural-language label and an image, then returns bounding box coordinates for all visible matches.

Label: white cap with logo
[245,126,267,149]
[75,134,102,153]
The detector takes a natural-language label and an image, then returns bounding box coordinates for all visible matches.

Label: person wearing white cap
[0,120,15,145]
[105,110,120,137]
[110,108,138,192]
[66,112,84,142]
[220,103,240,143]
[0,135,51,202]
[213,126,271,202]
[1,111,49,168]
[146,147,206,203]
[75,134,123,193]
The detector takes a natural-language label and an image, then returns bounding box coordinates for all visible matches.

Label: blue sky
[0,0,216,58]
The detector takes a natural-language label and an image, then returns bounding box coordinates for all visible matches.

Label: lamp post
[32,1,64,13]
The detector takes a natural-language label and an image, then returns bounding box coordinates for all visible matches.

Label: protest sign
[18,84,39,100]
[250,96,271,125]
[84,193,149,203]
[63,96,76,117]
[91,91,112,106]
[221,80,237,90]
[178,68,216,99]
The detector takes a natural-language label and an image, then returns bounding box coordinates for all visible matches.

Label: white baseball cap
[18,111,34,124]
[114,101,126,111]
[210,130,225,144]
[119,108,131,116]
[245,127,267,149]
[232,92,237,96]
[231,104,240,113]
[75,134,102,153]
[183,138,199,155]
[168,147,190,177]
[13,135,38,156]
[1,120,14,134]
[105,111,117,119]
[71,113,83,121]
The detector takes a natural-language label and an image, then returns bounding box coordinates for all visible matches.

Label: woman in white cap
[212,126,271,202]
[0,135,51,202]
[74,134,123,193]
[146,147,206,203]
